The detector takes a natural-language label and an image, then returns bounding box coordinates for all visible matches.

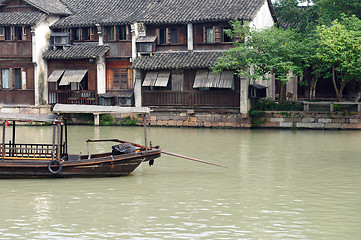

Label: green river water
[0,126,361,239]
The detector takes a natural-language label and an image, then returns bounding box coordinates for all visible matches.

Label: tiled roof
[43,43,109,59]
[0,0,71,15]
[52,0,266,28]
[131,51,223,70]
[25,0,71,15]
[0,12,46,26]
[137,0,266,24]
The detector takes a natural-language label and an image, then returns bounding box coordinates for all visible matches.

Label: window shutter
[156,29,160,44]
[167,28,171,44]
[214,26,221,43]
[127,69,134,89]
[106,69,113,90]
[203,27,206,43]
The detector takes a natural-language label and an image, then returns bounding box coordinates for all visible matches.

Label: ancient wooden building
[0,0,277,114]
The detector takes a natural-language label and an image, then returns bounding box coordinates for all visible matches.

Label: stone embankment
[147,109,251,128]
[254,111,361,130]
[1,105,361,129]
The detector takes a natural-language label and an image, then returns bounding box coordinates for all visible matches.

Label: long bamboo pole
[161,150,228,168]
[87,139,228,168]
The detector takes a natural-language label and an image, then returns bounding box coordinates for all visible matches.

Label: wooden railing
[142,91,240,108]
[1,143,65,159]
[48,90,97,105]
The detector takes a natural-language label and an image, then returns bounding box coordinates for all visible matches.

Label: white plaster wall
[249,0,275,30]
[32,15,59,106]
[96,56,106,94]
[131,23,146,107]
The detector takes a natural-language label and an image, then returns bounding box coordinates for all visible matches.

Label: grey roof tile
[25,0,71,15]
[43,43,109,59]
[131,51,223,70]
[0,12,46,26]
[52,0,266,28]
[0,0,71,15]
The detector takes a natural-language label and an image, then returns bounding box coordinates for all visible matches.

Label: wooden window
[0,27,4,36]
[5,27,11,40]
[106,26,115,41]
[82,28,90,40]
[14,68,21,89]
[90,27,94,35]
[205,27,214,43]
[14,27,22,40]
[107,69,129,90]
[222,27,234,42]
[1,69,10,88]
[118,26,127,40]
[159,28,166,44]
[170,28,177,44]
[72,28,80,40]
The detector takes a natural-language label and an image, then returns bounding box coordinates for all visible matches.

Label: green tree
[314,15,361,101]
[212,21,305,101]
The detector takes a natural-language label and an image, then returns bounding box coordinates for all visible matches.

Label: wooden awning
[219,71,234,88]
[193,69,209,88]
[193,70,233,88]
[155,71,170,87]
[47,70,64,82]
[142,71,158,87]
[59,70,87,86]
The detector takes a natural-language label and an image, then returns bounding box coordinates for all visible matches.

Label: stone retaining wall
[254,111,361,130]
[148,110,251,128]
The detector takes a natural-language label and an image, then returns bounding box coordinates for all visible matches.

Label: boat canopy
[52,104,150,114]
[0,113,60,123]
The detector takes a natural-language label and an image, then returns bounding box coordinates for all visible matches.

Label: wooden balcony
[0,90,34,105]
[48,90,97,105]
[142,91,240,108]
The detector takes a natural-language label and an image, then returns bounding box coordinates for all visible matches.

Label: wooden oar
[87,139,227,168]
[161,150,228,168]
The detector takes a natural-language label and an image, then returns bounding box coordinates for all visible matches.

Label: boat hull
[0,150,161,178]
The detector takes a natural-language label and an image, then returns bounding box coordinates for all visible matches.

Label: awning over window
[142,71,170,87]
[155,71,170,87]
[142,71,158,87]
[47,70,64,82]
[219,71,234,88]
[193,70,233,88]
[193,70,209,88]
[59,70,87,86]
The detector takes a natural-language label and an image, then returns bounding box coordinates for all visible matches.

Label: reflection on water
[1,127,361,239]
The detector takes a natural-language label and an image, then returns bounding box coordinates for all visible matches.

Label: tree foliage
[212,21,304,84]
[314,15,361,101]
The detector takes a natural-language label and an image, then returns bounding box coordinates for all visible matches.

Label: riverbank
[1,105,361,130]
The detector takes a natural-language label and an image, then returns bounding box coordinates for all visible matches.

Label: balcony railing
[48,90,97,105]
[142,91,240,108]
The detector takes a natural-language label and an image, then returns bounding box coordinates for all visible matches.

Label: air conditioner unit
[118,91,134,106]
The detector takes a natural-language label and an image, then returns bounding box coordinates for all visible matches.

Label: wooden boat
[0,112,161,178]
